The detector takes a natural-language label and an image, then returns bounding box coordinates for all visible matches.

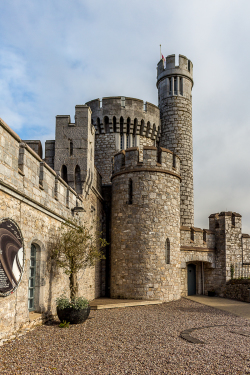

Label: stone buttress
[110,146,181,301]
[157,54,194,227]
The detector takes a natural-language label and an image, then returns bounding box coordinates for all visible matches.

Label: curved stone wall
[86,97,161,184]
[157,54,194,227]
[110,146,181,301]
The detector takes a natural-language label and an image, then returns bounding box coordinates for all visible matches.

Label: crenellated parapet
[157,54,193,100]
[112,146,181,178]
[111,145,181,301]
[157,53,194,227]
[0,117,102,220]
[86,96,161,139]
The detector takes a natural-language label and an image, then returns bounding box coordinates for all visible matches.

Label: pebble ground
[0,298,250,374]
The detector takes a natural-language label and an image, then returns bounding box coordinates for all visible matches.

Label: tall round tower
[157,54,194,227]
[111,146,181,301]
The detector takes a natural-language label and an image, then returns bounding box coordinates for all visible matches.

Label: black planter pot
[208,291,216,297]
[57,306,90,324]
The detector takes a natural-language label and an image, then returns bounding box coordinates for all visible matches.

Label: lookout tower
[157,54,194,227]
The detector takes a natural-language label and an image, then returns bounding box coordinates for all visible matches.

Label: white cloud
[0,0,250,231]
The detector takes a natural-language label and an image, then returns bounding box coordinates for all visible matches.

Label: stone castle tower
[110,146,181,300]
[157,54,194,227]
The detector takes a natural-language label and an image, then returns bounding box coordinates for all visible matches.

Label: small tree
[48,220,107,300]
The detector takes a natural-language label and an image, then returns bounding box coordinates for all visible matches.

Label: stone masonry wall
[0,118,104,341]
[159,95,194,227]
[111,146,181,302]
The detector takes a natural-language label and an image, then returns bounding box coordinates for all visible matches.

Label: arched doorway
[188,263,196,295]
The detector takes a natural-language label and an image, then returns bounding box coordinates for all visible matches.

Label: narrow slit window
[169,78,172,93]
[180,77,183,95]
[232,214,236,227]
[113,116,116,133]
[132,136,135,147]
[120,134,124,150]
[75,165,81,194]
[173,154,176,168]
[61,165,68,183]
[104,116,110,133]
[70,141,73,156]
[174,77,177,94]
[165,239,170,264]
[126,134,129,149]
[128,179,133,204]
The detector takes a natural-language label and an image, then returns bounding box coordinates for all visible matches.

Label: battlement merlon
[209,211,242,231]
[86,96,160,118]
[112,146,181,177]
[156,54,194,88]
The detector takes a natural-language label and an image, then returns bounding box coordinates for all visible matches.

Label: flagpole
[160,44,161,60]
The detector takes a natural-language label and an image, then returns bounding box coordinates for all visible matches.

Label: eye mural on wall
[0,219,24,296]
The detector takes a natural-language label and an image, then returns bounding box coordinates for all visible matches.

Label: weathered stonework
[1,53,250,342]
[111,147,181,301]
[157,55,194,227]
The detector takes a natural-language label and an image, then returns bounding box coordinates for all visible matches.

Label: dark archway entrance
[188,263,196,295]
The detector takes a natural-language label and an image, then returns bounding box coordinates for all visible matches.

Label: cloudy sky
[1,0,250,231]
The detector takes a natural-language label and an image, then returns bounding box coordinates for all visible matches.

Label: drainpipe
[202,262,205,295]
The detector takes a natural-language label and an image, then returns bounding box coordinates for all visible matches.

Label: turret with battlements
[110,146,181,301]
[86,96,161,184]
[157,54,194,227]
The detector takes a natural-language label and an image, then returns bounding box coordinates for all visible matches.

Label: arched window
[28,244,37,311]
[75,165,81,194]
[128,179,133,204]
[165,239,170,264]
[61,165,68,183]
[104,116,109,133]
[140,120,145,136]
[113,116,116,133]
[152,124,156,139]
[70,141,73,156]
[173,154,176,169]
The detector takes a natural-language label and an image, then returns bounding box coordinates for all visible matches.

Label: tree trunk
[69,272,79,300]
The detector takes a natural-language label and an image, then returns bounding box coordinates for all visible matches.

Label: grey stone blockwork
[86,97,161,184]
[111,146,181,301]
[157,55,194,227]
[1,53,250,342]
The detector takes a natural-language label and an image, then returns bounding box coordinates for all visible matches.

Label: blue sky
[1,0,250,231]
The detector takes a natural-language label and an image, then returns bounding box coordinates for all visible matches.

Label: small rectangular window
[120,134,124,150]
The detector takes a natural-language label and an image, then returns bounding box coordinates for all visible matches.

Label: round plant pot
[208,291,216,297]
[57,306,90,324]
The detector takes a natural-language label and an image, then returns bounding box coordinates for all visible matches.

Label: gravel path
[0,298,250,374]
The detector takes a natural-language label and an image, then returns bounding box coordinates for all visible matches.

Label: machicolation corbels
[112,146,180,178]
[86,96,161,139]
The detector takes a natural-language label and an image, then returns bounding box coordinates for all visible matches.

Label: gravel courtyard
[0,298,250,375]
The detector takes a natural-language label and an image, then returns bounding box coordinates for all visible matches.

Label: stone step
[89,298,163,310]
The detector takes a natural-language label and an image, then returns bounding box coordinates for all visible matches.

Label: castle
[1,54,250,339]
